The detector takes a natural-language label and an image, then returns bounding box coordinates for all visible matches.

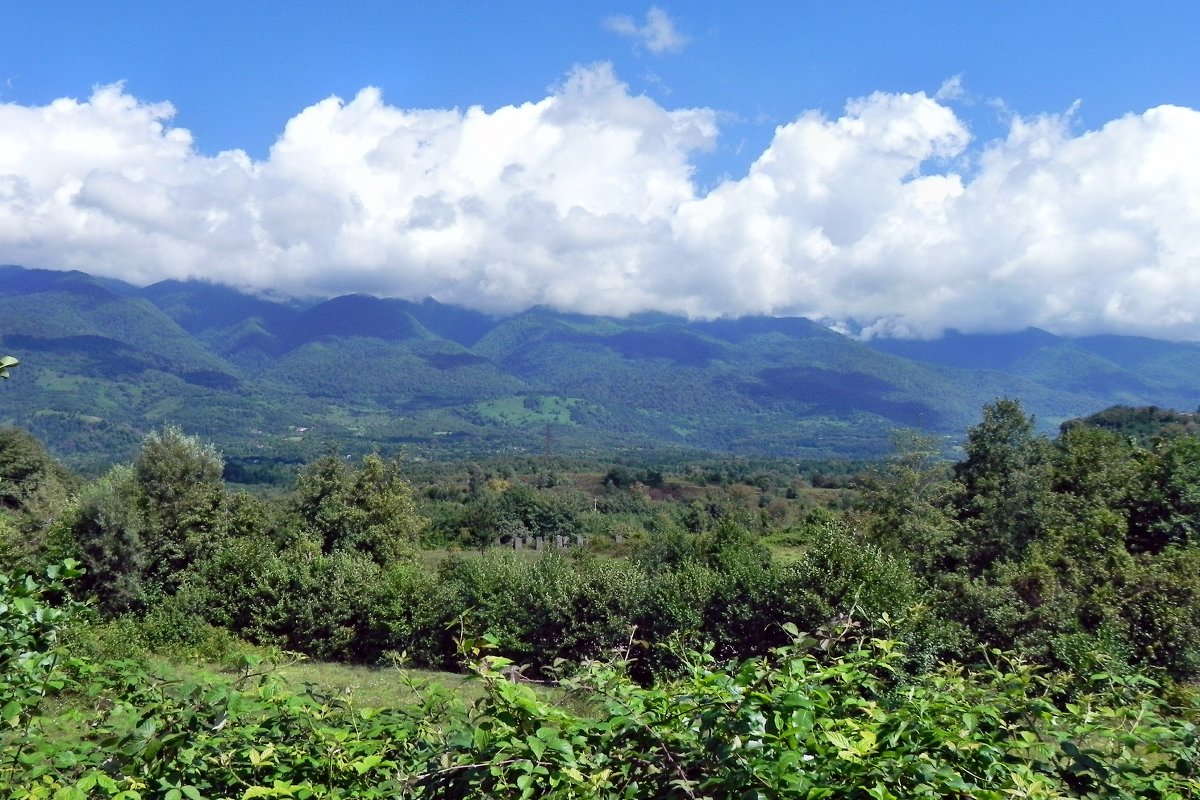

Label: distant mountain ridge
[2,265,1198,474]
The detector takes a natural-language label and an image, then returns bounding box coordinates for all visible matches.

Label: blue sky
[6,2,1197,182]
[3,2,1200,338]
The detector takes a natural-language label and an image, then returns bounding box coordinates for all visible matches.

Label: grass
[62,617,507,713]
[34,372,87,392]
[146,655,492,709]
[474,395,579,427]
[274,659,487,707]
[22,654,549,763]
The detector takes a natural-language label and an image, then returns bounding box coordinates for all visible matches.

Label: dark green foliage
[1119,548,1200,677]
[0,426,76,511]
[786,521,919,627]
[1135,435,1200,552]
[455,482,584,552]
[435,553,651,671]
[1052,424,1144,510]
[167,538,389,663]
[71,465,149,613]
[68,426,228,613]
[854,430,961,576]
[4,565,1198,798]
[19,264,1200,471]
[132,425,227,594]
[848,401,1200,680]
[223,548,386,662]
[1064,404,1200,445]
[602,465,663,489]
[954,399,1054,573]
[290,451,351,549]
[290,452,423,565]
[367,562,464,666]
[0,427,78,573]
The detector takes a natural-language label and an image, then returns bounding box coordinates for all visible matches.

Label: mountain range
[3,264,1199,476]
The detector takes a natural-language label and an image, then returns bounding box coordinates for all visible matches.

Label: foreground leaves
[3,566,1199,798]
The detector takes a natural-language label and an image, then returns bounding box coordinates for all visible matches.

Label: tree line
[0,399,1197,683]
[3,399,1200,795]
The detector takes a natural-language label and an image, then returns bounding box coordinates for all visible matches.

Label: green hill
[4,265,1200,474]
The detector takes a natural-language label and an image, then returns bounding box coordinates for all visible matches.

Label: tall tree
[954,399,1052,573]
[292,452,423,565]
[1132,434,1200,552]
[72,426,227,611]
[855,430,961,578]
[73,465,149,613]
[133,425,227,594]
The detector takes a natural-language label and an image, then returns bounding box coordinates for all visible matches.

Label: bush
[4,562,1199,798]
[367,562,464,668]
[433,552,648,673]
[171,538,389,662]
[69,466,149,614]
[1119,548,1200,679]
[61,615,151,666]
[784,520,920,626]
[139,597,248,663]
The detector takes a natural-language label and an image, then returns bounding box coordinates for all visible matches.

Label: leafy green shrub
[435,552,647,672]
[1119,548,1200,679]
[4,565,1199,800]
[413,632,1200,799]
[61,615,151,666]
[290,452,425,565]
[139,597,248,664]
[0,559,90,790]
[170,537,390,662]
[632,560,722,675]
[784,520,920,627]
[367,561,465,668]
[69,465,149,614]
[229,548,386,662]
[0,514,25,573]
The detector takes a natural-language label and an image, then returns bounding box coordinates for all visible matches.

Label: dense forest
[11,265,1200,476]
[3,401,1200,796]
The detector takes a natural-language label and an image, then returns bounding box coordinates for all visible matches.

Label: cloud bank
[2,65,1200,340]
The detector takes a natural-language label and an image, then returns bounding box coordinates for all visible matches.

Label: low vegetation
[2,400,1200,796]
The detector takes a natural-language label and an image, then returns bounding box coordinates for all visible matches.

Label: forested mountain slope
[3,265,1199,472]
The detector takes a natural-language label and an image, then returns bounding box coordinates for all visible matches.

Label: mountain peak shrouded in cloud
[2,65,1200,340]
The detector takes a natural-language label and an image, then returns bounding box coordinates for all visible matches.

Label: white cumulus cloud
[604,7,690,55]
[3,67,1200,339]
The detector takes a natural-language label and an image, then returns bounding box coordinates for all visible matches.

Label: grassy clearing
[139,653,572,711]
[474,395,579,427]
[28,653,572,764]
[70,657,477,714]
[269,659,484,708]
